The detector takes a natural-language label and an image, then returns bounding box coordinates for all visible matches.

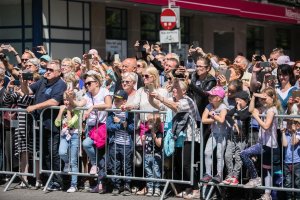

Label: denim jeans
[284,163,300,199]
[43,129,62,185]
[225,139,247,178]
[59,133,79,187]
[109,143,133,188]
[82,126,97,165]
[204,132,226,175]
[240,143,262,179]
[144,154,162,189]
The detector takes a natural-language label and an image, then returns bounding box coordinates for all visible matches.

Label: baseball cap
[207,86,225,98]
[114,90,128,100]
[234,90,250,102]
[277,55,295,66]
[40,55,51,62]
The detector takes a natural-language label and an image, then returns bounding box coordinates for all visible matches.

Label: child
[200,86,228,184]
[143,114,163,197]
[241,87,279,200]
[223,90,251,185]
[55,92,80,193]
[282,118,300,200]
[107,90,134,196]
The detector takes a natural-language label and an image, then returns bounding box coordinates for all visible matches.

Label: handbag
[89,123,107,149]
[88,93,107,149]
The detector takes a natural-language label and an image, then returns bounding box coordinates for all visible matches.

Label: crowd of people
[0,42,300,200]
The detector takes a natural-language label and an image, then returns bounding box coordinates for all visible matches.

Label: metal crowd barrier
[38,106,197,200]
[199,114,300,200]
[0,108,37,192]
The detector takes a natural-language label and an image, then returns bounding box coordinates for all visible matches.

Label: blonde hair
[62,58,74,71]
[122,72,137,83]
[262,87,281,110]
[137,59,148,69]
[145,66,160,88]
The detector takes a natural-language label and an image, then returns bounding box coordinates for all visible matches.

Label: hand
[113,116,120,123]
[26,105,36,113]
[36,45,47,54]
[251,108,259,116]
[217,75,227,86]
[24,49,36,58]
[122,121,127,128]
[83,109,91,120]
[59,105,66,111]
[208,111,215,118]
[261,55,267,62]
[252,63,262,73]
[143,42,151,55]
[7,45,17,54]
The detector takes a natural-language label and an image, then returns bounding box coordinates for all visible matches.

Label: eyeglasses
[196,65,207,68]
[122,80,131,84]
[21,59,29,62]
[46,68,55,72]
[61,64,71,67]
[142,74,151,79]
[85,81,97,86]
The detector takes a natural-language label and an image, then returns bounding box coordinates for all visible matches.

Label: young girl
[55,92,80,193]
[143,114,163,197]
[200,86,228,184]
[241,87,279,200]
[281,118,300,200]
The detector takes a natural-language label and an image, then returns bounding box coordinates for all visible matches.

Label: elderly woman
[25,58,40,73]
[149,78,201,199]
[68,73,112,174]
[122,72,137,101]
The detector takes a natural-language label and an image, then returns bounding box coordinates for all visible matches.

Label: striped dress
[3,92,35,156]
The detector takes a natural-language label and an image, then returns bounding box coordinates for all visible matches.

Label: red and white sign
[160,8,177,30]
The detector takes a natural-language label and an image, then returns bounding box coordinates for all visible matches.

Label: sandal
[136,187,147,195]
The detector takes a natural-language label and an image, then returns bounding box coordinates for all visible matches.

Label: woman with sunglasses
[67,73,112,176]
[293,61,300,89]
[121,72,137,102]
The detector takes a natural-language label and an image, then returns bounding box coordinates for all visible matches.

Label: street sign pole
[168,0,172,53]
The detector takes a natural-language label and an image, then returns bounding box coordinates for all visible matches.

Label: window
[180,16,190,44]
[141,12,160,42]
[276,28,291,54]
[106,7,127,40]
[246,25,264,60]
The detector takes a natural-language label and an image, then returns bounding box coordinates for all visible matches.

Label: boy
[107,90,134,196]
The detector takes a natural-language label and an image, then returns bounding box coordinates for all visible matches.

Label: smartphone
[259,62,270,68]
[22,72,34,80]
[192,41,199,48]
[86,54,93,59]
[282,121,287,129]
[219,68,231,82]
[265,75,276,82]
[180,60,185,67]
[292,90,300,99]
[13,80,20,86]
[114,54,120,61]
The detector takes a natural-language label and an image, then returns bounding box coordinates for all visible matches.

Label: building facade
[0,0,299,62]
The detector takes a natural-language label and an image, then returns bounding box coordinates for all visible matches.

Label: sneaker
[46,182,61,191]
[222,176,232,185]
[112,188,120,196]
[18,181,29,189]
[146,188,153,197]
[153,188,161,197]
[121,185,131,196]
[33,180,43,190]
[257,193,272,200]
[199,174,212,183]
[244,177,261,188]
[230,177,239,186]
[89,165,98,175]
[67,186,78,193]
[212,174,222,184]
[63,163,70,173]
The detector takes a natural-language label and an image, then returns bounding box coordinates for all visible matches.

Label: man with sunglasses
[21,60,67,191]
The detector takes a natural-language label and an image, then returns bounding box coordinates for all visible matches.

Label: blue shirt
[284,131,300,164]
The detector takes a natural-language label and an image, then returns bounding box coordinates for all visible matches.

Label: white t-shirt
[84,87,110,125]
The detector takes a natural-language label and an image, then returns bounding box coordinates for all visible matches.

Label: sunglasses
[295,66,300,70]
[85,81,97,86]
[46,68,55,72]
[269,58,277,61]
[21,59,29,62]
[142,74,151,79]
[122,80,131,84]
[196,65,207,68]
